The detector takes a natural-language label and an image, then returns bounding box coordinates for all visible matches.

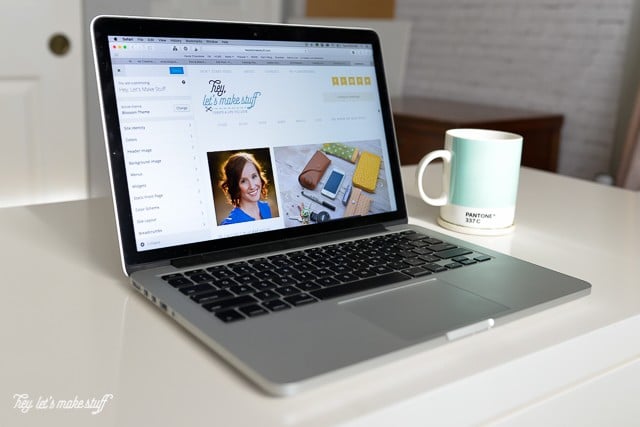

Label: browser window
[108,35,397,251]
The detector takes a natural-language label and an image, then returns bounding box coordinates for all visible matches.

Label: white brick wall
[396,0,633,179]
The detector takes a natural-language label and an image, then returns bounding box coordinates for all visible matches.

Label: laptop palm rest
[340,278,509,341]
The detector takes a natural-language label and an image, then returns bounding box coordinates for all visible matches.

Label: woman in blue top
[219,152,272,225]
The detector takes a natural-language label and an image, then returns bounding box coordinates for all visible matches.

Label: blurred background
[2,0,639,208]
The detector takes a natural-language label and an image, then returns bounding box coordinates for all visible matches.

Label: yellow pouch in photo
[352,151,381,193]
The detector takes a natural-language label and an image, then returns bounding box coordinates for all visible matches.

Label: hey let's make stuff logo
[202,79,262,113]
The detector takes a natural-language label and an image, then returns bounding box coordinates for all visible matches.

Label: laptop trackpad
[341,278,509,341]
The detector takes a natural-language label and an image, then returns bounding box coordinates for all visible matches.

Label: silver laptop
[91,15,590,396]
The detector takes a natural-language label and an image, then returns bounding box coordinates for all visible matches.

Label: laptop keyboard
[160,230,492,323]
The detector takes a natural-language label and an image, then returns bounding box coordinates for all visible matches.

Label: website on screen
[109,36,397,251]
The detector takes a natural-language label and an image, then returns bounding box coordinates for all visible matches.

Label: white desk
[2,166,639,426]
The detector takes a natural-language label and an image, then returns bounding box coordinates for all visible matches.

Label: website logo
[202,79,262,113]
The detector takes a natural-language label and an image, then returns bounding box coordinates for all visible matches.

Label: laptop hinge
[170,224,388,269]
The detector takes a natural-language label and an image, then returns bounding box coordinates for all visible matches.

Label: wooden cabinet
[392,97,563,172]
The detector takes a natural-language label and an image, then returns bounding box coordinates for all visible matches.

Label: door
[0,0,86,207]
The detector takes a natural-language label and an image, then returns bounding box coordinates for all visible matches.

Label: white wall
[83,0,634,185]
[84,0,284,198]
[396,0,633,180]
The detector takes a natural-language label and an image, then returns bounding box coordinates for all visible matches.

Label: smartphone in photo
[321,169,345,200]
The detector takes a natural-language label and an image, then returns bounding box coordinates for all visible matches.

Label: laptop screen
[94,18,407,266]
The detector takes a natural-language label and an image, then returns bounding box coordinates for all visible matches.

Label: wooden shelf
[392,96,563,172]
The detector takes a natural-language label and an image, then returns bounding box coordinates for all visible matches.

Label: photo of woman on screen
[218,152,272,225]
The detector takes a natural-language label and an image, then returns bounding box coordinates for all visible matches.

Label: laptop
[91,15,591,396]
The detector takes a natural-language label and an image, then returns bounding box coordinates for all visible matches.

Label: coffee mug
[416,128,523,235]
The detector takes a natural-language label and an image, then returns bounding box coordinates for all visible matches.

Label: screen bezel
[91,16,408,271]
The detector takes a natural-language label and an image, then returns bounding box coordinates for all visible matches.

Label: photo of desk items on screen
[278,141,386,226]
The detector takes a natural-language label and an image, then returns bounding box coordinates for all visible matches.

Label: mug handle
[416,150,452,206]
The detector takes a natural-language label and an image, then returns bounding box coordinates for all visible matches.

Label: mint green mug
[416,129,523,235]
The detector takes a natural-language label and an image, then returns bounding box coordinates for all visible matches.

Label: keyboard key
[429,243,457,252]
[366,257,388,266]
[262,299,291,312]
[386,260,409,270]
[254,290,280,301]
[399,250,416,258]
[229,284,254,295]
[314,277,340,287]
[304,247,325,257]
[275,286,300,297]
[212,277,238,288]
[409,240,430,248]
[255,270,279,280]
[252,280,277,291]
[288,252,311,263]
[189,273,214,283]
[297,282,321,292]
[371,265,393,274]
[461,259,478,266]
[275,266,298,276]
[271,276,298,287]
[424,263,448,273]
[191,289,232,304]
[412,247,434,255]
[229,264,256,276]
[235,274,258,285]
[249,259,272,271]
[334,273,359,283]
[418,254,441,263]
[353,268,377,278]
[310,268,332,278]
[184,269,206,276]
[206,266,234,279]
[203,295,257,312]
[403,267,432,277]
[423,238,443,245]
[311,259,335,269]
[323,247,345,257]
[474,255,492,262]
[401,232,426,241]
[396,242,415,250]
[292,272,317,282]
[284,293,318,307]
[269,258,289,268]
[445,262,463,269]
[215,309,245,323]
[293,262,314,272]
[179,283,213,295]
[239,304,268,317]
[311,271,411,300]
[404,257,425,266]
[435,247,473,259]
[167,277,193,288]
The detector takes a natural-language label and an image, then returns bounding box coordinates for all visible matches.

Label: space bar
[310,272,411,300]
